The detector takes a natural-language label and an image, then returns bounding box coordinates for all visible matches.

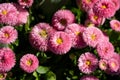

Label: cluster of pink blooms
[30,9,87,55]
[0,0,120,79]
[0,1,39,79]
[76,0,120,28]
[0,3,29,26]
[29,7,120,77]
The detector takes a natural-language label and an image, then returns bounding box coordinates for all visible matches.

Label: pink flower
[0,48,16,72]
[99,59,108,71]
[13,3,29,25]
[20,54,39,73]
[48,31,72,55]
[108,58,119,72]
[0,73,7,80]
[0,3,18,25]
[78,52,98,74]
[93,0,116,18]
[82,26,103,48]
[65,23,87,48]
[29,23,55,51]
[18,0,34,7]
[76,0,99,12]
[106,53,120,75]
[96,41,115,59]
[87,9,106,26]
[110,19,120,32]
[52,9,75,31]
[111,0,120,10]
[80,75,99,80]
[0,26,18,44]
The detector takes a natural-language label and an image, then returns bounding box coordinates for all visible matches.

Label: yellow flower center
[111,62,116,68]
[26,59,33,66]
[75,31,80,36]
[1,10,7,15]
[87,22,94,27]
[114,22,119,28]
[93,15,98,20]
[4,33,9,38]
[91,34,96,41]
[86,60,91,66]
[102,5,107,9]
[39,30,47,38]
[86,0,91,3]
[101,62,106,68]
[56,38,63,45]
[0,74,4,79]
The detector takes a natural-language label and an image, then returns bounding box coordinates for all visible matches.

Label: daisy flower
[48,31,72,55]
[106,53,120,75]
[29,23,55,51]
[110,19,120,32]
[99,59,108,71]
[13,3,29,25]
[78,52,98,74]
[87,9,106,26]
[65,23,87,48]
[52,9,75,31]
[20,54,39,73]
[96,41,115,59]
[0,48,16,72]
[93,0,116,18]
[0,3,18,25]
[0,26,18,44]
[111,0,120,10]
[77,0,99,12]
[82,26,103,48]
[0,73,7,80]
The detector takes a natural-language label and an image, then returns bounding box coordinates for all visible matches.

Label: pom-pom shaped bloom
[110,19,120,32]
[0,73,7,80]
[82,26,103,48]
[108,58,119,72]
[111,0,120,10]
[0,26,18,44]
[18,0,34,7]
[87,9,105,26]
[52,9,75,31]
[97,41,114,59]
[76,0,99,12]
[80,75,99,80]
[65,23,86,48]
[48,31,72,55]
[99,59,108,71]
[20,54,39,73]
[93,0,116,18]
[105,53,120,75]
[13,3,29,25]
[29,23,55,51]
[0,3,18,25]
[108,53,120,72]
[78,52,98,74]
[0,48,16,72]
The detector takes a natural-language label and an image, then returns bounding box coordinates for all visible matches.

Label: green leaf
[33,71,39,80]
[36,66,50,74]
[45,71,56,80]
